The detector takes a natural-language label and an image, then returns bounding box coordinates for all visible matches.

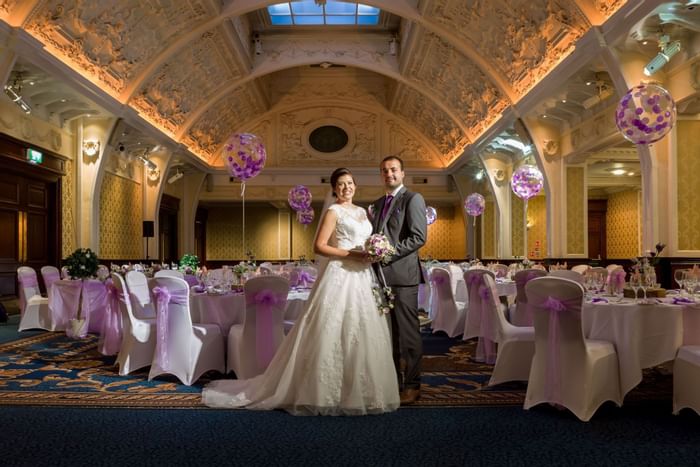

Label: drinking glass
[675,269,686,293]
[629,275,641,303]
[686,273,698,299]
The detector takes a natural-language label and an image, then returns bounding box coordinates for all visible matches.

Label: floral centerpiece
[179,253,199,274]
[63,248,99,338]
[366,233,397,314]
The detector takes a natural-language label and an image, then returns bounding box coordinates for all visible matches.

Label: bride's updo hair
[330,167,354,197]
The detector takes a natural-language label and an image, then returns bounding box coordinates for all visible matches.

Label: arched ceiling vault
[1,0,632,170]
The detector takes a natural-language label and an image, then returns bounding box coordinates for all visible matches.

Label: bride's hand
[346,249,369,262]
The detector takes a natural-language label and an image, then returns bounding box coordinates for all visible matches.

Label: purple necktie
[381,194,394,220]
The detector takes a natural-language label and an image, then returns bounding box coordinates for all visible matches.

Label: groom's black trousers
[389,285,422,391]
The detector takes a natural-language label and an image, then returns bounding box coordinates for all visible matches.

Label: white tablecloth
[583,298,684,397]
[190,289,310,336]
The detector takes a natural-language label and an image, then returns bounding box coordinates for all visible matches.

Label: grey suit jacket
[371,186,427,286]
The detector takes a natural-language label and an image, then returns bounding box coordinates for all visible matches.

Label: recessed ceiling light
[628,172,635,176]
[29,81,35,86]
[586,81,592,86]
[561,99,567,103]
[542,114,547,118]
[642,40,648,45]
[86,114,91,117]
[60,98,67,102]
[610,168,626,176]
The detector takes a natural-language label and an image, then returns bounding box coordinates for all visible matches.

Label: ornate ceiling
[0,0,635,171]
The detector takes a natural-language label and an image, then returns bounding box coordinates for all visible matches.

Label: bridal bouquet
[365,233,396,264]
[372,283,395,314]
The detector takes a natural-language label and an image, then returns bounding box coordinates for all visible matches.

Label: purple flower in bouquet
[365,233,396,264]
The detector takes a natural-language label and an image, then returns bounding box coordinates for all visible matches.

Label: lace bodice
[327,204,371,251]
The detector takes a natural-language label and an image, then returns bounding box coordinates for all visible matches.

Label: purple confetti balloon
[296,207,314,225]
[615,84,676,145]
[288,185,312,211]
[464,193,485,217]
[511,165,543,201]
[223,133,266,181]
[425,206,437,225]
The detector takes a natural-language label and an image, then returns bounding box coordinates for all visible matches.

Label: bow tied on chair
[152,286,189,371]
[432,275,447,286]
[250,289,287,368]
[296,270,315,288]
[17,274,39,313]
[468,274,482,286]
[99,279,123,356]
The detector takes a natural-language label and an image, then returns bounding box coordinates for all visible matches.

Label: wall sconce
[82,140,100,157]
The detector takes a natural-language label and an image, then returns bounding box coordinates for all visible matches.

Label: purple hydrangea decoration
[615,83,676,145]
[223,133,266,181]
[288,185,312,211]
[511,165,543,201]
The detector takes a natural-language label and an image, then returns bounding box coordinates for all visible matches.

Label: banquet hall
[1,0,700,465]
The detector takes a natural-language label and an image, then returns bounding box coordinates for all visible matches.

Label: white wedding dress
[202,203,399,415]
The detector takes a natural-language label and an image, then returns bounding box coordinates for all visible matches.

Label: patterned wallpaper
[566,166,585,255]
[99,173,142,259]
[61,158,75,257]
[482,199,496,258]
[677,120,700,251]
[511,194,524,257]
[291,212,319,260]
[527,195,547,259]
[607,189,641,259]
[420,204,467,260]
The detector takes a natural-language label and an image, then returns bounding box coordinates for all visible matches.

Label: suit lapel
[379,187,406,233]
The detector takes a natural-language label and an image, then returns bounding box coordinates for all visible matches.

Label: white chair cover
[125,270,156,319]
[112,272,157,376]
[508,269,548,326]
[491,263,509,279]
[227,275,289,378]
[571,264,590,275]
[428,268,466,338]
[673,345,700,415]
[60,266,71,279]
[524,277,622,421]
[149,276,224,385]
[463,269,497,363]
[417,265,431,314]
[154,269,184,279]
[549,269,585,285]
[482,274,535,386]
[17,266,53,331]
[40,266,61,294]
[447,263,467,302]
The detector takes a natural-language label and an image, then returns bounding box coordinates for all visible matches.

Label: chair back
[155,269,184,279]
[259,265,274,275]
[96,264,110,281]
[111,272,137,324]
[150,276,194,368]
[525,277,588,358]
[512,268,548,325]
[125,270,155,318]
[463,269,495,337]
[61,266,71,279]
[492,263,509,279]
[241,276,289,376]
[17,266,42,313]
[447,263,463,294]
[41,266,61,293]
[482,274,512,342]
[549,269,584,285]
[571,264,590,275]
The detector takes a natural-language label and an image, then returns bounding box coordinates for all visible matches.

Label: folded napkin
[192,285,205,294]
[591,297,608,304]
[672,297,695,305]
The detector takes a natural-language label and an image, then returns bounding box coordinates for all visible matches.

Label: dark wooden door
[588,200,607,260]
[159,194,180,264]
[0,171,58,296]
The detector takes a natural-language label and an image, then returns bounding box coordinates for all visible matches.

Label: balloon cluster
[425,206,437,225]
[288,185,314,225]
[511,165,543,201]
[615,83,676,145]
[223,133,266,182]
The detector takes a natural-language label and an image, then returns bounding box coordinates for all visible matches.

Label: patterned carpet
[0,330,673,409]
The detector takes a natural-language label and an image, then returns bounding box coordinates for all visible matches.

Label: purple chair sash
[43,271,60,293]
[152,286,189,371]
[467,274,482,286]
[514,271,545,325]
[247,290,287,369]
[296,270,316,289]
[432,274,447,286]
[98,279,123,356]
[18,274,39,314]
[539,295,582,403]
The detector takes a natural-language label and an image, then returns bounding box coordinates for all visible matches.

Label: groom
[371,155,427,405]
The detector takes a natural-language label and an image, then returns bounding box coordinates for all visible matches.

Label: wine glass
[675,269,687,296]
[629,274,641,303]
[685,273,698,300]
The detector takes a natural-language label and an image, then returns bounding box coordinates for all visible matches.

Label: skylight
[268,1,380,26]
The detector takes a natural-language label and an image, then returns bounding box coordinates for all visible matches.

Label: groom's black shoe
[400,388,420,405]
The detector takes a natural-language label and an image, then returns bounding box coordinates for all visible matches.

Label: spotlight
[3,84,31,114]
[137,154,157,171]
[389,37,397,56]
[253,33,262,55]
[644,36,681,76]
[168,170,184,184]
[118,143,125,152]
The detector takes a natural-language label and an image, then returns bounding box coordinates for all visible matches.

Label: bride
[202,167,399,415]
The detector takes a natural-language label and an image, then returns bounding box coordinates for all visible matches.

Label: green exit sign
[26,148,43,164]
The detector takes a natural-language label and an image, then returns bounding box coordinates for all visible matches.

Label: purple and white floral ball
[615,83,676,145]
[288,185,312,211]
[464,193,485,217]
[510,165,543,201]
[223,133,266,181]
[296,207,314,225]
[425,206,437,225]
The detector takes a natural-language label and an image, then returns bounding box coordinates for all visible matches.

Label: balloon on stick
[615,83,676,145]
[511,164,543,258]
[464,193,485,226]
[425,206,437,226]
[288,185,312,211]
[296,207,314,229]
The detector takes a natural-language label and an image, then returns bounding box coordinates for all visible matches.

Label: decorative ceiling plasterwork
[183,83,265,161]
[391,84,468,165]
[423,0,590,97]
[594,0,627,17]
[0,0,15,16]
[130,27,245,137]
[24,0,213,96]
[229,14,252,58]
[385,119,436,165]
[278,106,377,165]
[403,28,508,140]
